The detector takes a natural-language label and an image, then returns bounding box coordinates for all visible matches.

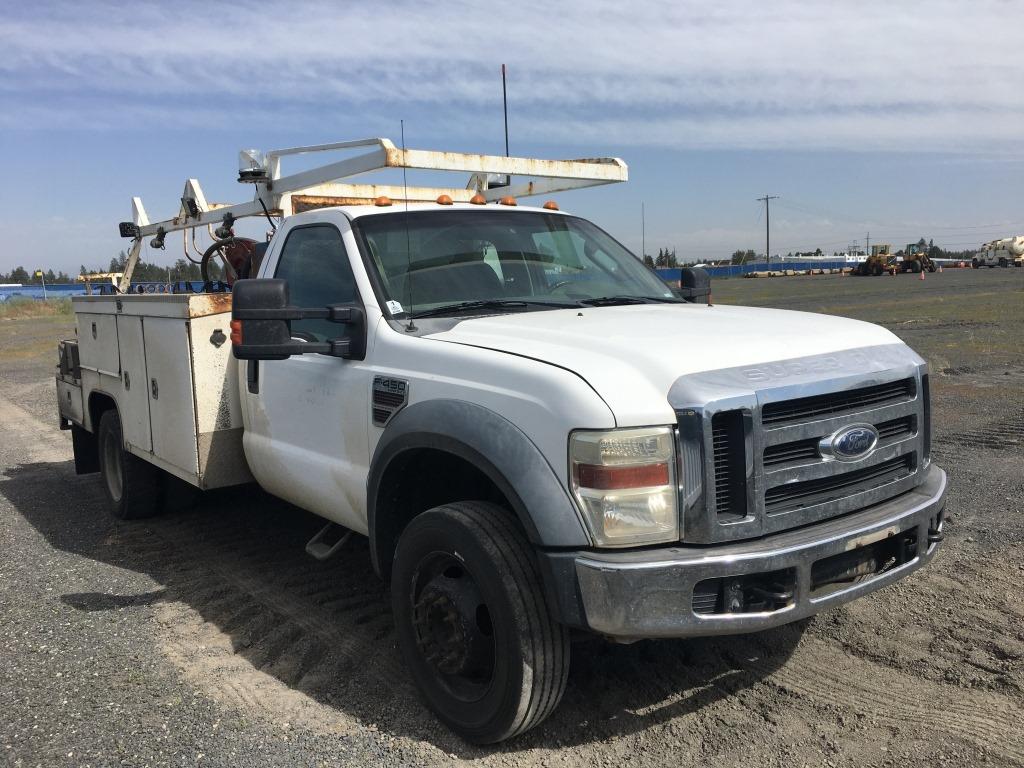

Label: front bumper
[540,465,946,639]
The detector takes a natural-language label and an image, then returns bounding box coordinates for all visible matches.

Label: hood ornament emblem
[818,423,879,462]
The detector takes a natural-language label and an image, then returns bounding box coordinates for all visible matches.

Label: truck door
[240,222,372,533]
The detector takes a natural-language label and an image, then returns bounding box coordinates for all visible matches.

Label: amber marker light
[229,319,243,345]
[436,194,454,205]
[499,196,517,206]
[469,193,487,205]
[374,196,393,207]
[543,200,559,210]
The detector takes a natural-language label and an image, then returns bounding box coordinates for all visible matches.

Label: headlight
[569,427,678,547]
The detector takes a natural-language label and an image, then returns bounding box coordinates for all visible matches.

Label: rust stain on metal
[189,293,233,318]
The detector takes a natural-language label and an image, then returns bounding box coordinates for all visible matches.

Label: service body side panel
[190,312,253,488]
[115,315,152,452]
[76,313,120,377]
[144,317,199,475]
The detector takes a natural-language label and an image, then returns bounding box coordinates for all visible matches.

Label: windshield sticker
[386,300,404,315]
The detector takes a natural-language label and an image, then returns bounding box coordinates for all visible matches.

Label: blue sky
[2,0,1023,274]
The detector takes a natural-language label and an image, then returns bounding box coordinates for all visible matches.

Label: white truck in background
[974,236,1024,268]
[56,139,947,743]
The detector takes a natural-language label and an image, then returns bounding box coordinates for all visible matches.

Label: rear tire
[872,263,883,276]
[391,502,570,744]
[97,410,162,520]
[910,261,921,273]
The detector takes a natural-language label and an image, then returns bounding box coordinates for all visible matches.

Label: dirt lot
[2,268,1022,767]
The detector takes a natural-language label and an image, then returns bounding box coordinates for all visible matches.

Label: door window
[274,225,359,342]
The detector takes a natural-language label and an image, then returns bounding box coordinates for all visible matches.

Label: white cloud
[2,0,1022,152]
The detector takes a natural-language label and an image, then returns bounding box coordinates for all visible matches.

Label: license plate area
[810,527,919,598]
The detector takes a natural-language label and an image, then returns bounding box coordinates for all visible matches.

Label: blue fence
[0,281,226,302]
[657,260,848,281]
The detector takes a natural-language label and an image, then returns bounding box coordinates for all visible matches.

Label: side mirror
[231,278,366,361]
[674,267,711,304]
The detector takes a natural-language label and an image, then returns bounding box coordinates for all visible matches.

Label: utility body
[974,236,1024,268]
[56,139,947,743]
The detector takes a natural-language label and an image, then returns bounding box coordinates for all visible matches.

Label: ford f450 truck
[55,139,946,743]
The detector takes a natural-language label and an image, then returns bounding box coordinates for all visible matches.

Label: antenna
[502,64,510,158]
[401,120,417,332]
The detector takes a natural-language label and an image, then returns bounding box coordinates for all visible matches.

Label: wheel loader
[855,244,894,276]
[897,244,937,274]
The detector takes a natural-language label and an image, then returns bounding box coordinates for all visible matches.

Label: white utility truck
[974,236,1024,268]
[56,138,946,743]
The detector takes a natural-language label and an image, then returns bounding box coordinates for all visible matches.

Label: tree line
[0,251,220,285]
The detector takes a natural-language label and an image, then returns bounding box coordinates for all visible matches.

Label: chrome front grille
[761,378,915,425]
[676,365,928,545]
[763,453,916,513]
[711,410,748,520]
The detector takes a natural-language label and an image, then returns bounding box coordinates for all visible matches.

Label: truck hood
[426,304,905,425]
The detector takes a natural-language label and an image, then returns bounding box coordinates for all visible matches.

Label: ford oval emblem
[818,423,879,462]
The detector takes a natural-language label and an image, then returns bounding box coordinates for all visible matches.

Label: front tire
[391,502,570,744]
[97,410,162,519]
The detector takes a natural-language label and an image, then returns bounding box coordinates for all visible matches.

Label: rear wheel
[97,410,162,519]
[872,263,883,276]
[972,259,980,269]
[910,261,921,273]
[391,502,569,744]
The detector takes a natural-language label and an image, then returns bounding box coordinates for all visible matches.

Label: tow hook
[927,528,944,544]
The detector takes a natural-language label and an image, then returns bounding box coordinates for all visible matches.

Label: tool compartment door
[76,313,120,377]
[115,315,152,452]
[143,317,199,476]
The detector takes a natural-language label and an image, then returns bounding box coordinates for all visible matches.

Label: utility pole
[757,195,779,263]
[866,231,871,256]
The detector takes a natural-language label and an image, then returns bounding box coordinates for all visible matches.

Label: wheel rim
[102,429,124,503]
[410,553,496,703]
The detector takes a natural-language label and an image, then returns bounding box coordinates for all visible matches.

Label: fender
[367,399,591,575]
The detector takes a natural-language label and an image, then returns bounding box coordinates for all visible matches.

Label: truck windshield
[354,210,675,317]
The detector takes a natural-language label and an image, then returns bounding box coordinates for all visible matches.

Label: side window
[274,225,359,342]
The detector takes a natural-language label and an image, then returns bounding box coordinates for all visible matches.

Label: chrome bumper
[541,465,946,640]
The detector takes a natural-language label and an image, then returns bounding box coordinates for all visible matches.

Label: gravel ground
[1,268,1022,767]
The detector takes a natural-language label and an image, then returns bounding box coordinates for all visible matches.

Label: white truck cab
[56,139,946,743]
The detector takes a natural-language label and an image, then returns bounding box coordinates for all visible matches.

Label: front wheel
[391,502,570,743]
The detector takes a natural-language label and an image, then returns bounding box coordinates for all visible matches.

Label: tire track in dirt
[108,498,409,734]
[0,391,408,735]
[760,635,1024,764]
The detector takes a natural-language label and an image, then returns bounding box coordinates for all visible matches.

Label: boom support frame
[118,137,627,291]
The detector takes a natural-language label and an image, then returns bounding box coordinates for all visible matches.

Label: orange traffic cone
[939,265,943,273]
[919,269,925,281]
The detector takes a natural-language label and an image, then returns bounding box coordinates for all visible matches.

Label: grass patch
[0,296,73,319]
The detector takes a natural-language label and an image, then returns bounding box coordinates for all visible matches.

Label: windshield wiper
[410,299,579,319]
[577,295,684,306]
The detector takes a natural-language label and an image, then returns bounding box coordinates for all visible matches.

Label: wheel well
[372,448,515,580]
[88,391,117,432]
